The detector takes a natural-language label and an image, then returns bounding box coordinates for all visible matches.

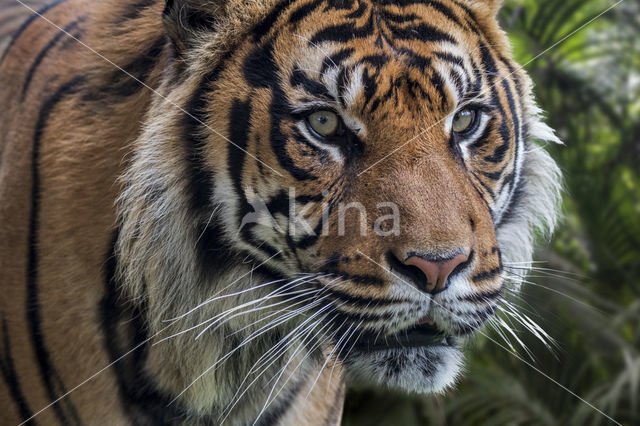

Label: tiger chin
[0,0,562,424]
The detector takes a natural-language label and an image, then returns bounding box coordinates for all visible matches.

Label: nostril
[386,252,431,292]
[404,252,469,294]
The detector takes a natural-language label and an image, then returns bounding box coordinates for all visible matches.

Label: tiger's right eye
[452,108,478,134]
[307,110,339,137]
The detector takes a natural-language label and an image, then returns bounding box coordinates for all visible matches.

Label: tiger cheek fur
[0,0,561,424]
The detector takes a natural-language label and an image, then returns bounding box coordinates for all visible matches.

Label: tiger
[0,0,562,424]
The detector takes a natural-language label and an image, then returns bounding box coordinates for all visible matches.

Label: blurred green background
[342,0,640,425]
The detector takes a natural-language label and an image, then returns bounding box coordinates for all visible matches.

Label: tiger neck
[107,255,345,425]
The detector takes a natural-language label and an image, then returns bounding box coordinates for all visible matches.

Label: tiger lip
[355,317,455,351]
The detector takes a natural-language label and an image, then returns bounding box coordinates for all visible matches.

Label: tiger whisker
[226,297,325,337]
[158,273,333,346]
[504,264,586,279]
[169,298,331,407]
[193,205,222,248]
[233,281,344,377]
[253,317,338,425]
[305,318,363,400]
[220,302,340,423]
[219,318,326,425]
[497,303,557,353]
[246,298,345,377]
[163,275,290,322]
[328,321,367,393]
[195,288,324,340]
[325,323,357,392]
[154,285,321,345]
[217,299,332,371]
[166,271,327,323]
[502,271,604,314]
[500,298,555,346]
[495,312,536,361]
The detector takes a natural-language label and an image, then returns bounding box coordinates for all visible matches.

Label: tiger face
[119,0,561,413]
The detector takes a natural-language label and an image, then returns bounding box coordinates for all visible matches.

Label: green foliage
[343,0,640,424]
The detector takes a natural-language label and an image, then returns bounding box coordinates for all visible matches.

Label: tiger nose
[405,253,469,294]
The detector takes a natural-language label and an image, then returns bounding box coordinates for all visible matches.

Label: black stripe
[498,181,524,226]
[499,78,521,205]
[424,0,465,28]
[327,0,355,10]
[345,0,368,18]
[336,66,351,107]
[429,69,448,110]
[227,95,284,259]
[479,169,502,180]
[434,51,464,66]
[460,287,503,304]
[360,69,376,108]
[469,116,494,150]
[310,13,375,44]
[385,21,455,44]
[322,287,405,308]
[320,48,354,74]
[471,171,495,199]
[184,78,217,216]
[101,232,186,425]
[228,97,252,226]
[290,68,332,99]
[0,317,37,425]
[253,377,304,426]
[183,52,247,275]
[471,266,502,283]
[483,129,509,163]
[396,47,432,69]
[481,47,512,164]
[323,269,385,287]
[263,46,318,181]
[116,0,157,23]
[0,0,67,65]
[288,0,323,24]
[332,307,395,323]
[21,18,84,101]
[378,9,421,24]
[105,36,166,97]
[28,76,85,426]
[252,0,296,41]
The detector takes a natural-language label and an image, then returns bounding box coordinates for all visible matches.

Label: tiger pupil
[452,109,475,133]
[307,110,339,137]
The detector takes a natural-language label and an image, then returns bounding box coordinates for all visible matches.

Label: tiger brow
[290,67,334,100]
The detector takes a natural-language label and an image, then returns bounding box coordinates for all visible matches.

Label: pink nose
[404,253,469,293]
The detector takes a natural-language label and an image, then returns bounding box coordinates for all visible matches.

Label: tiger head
[117,0,561,415]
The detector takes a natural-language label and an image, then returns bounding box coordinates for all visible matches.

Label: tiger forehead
[268,0,481,49]
[264,0,495,113]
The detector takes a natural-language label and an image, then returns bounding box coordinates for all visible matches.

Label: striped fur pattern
[0,0,562,424]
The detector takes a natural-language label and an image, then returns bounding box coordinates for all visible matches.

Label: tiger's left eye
[452,108,477,134]
[307,110,339,137]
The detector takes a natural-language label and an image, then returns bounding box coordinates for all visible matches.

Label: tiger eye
[307,110,339,137]
[452,108,476,133]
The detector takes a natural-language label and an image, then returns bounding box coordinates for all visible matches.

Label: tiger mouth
[354,319,455,351]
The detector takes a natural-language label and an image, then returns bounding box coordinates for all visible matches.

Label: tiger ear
[466,0,503,16]
[162,0,225,52]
